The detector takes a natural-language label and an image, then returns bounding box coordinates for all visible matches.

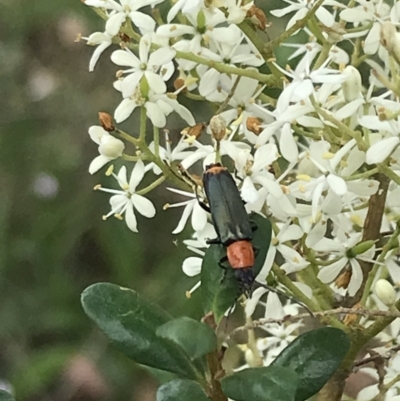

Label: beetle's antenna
[255,282,314,316]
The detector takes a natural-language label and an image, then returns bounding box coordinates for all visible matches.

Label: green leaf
[250,213,272,277]
[156,379,209,401]
[221,366,298,401]
[157,317,217,360]
[201,244,239,323]
[271,327,350,401]
[0,391,14,401]
[81,283,198,379]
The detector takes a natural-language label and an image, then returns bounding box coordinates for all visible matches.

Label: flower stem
[137,175,166,195]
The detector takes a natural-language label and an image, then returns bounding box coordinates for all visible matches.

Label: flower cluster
[81,0,400,397]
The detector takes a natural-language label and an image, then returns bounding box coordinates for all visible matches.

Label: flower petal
[172,202,193,234]
[105,12,126,36]
[131,194,156,218]
[89,155,111,174]
[114,98,137,123]
[129,159,145,191]
[366,137,400,165]
[125,203,138,232]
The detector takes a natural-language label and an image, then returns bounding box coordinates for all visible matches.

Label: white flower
[225,0,254,24]
[82,32,113,72]
[234,144,283,203]
[180,134,250,169]
[275,53,346,111]
[96,161,156,232]
[166,0,204,23]
[114,82,195,127]
[315,233,376,296]
[271,0,345,30]
[111,36,176,97]
[88,126,125,174]
[166,188,208,234]
[84,0,161,36]
[146,130,192,175]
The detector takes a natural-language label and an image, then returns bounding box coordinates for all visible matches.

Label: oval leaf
[201,244,239,323]
[156,317,217,360]
[250,214,272,277]
[271,327,350,401]
[0,391,14,401]
[156,379,209,401]
[221,366,298,401]
[81,283,198,379]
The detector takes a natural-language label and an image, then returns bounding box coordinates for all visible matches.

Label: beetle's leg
[218,256,229,283]
[250,220,258,233]
[206,237,221,245]
[253,246,259,257]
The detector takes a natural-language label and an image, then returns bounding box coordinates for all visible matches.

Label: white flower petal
[145,71,167,94]
[182,256,202,276]
[125,203,138,232]
[121,71,143,98]
[130,11,156,33]
[172,202,193,234]
[148,47,176,68]
[145,102,166,127]
[245,287,268,317]
[348,259,363,296]
[89,41,112,72]
[105,12,126,36]
[316,6,335,27]
[114,98,137,123]
[129,159,145,191]
[317,259,347,283]
[191,202,208,232]
[279,124,298,163]
[89,155,111,174]
[111,49,140,67]
[131,194,156,218]
[366,137,400,164]
[88,126,107,144]
[241,177,258,203]
[327,174,347,196]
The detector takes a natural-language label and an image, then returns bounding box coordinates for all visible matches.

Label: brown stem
[351,173,390,305]
[202,313,228,401]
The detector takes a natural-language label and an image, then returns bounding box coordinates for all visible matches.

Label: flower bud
[98,112,115,132]
[375,279,396,306]
[348,240,375,257]
[210,114,226,142]
[342,66,362,102]
[99,135,125,158]
[380,22,400,64]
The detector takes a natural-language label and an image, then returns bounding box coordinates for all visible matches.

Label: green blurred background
[0,2,205,400]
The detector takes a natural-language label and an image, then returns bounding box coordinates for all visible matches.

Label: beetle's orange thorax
[227,240,254,269]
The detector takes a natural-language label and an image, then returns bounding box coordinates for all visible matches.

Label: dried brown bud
[98,112,115,132]
[246,5,268,30]
[335,269,351,289]
[342,303,361,326]
[174,77,187,93]
[181,122,206,139]
[246,116,262,135]
[119,33,130,43]
[210,115,226,141]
